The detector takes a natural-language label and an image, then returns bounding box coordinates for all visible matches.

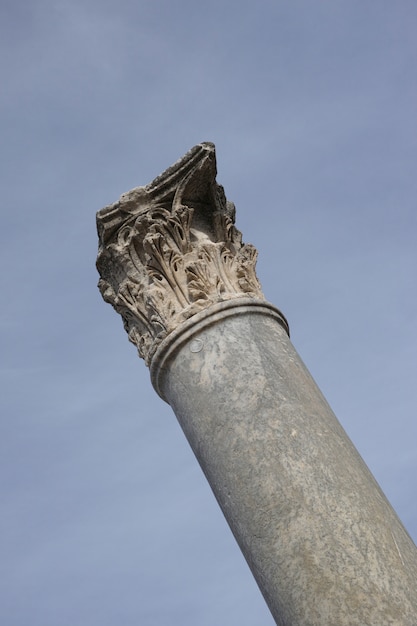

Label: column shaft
[152,301,417,626]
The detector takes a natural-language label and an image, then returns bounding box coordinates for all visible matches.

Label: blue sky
[1,1,416,624]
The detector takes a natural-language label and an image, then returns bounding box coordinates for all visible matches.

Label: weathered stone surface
[152,302,417,625]
[96,142,273,365]
[96,143,417,625]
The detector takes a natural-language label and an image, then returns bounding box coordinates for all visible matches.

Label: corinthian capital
[96,142,266,365]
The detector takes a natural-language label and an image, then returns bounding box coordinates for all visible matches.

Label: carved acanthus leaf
[96,142,265,365]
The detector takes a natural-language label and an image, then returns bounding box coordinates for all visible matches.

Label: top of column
[96,142,287,366]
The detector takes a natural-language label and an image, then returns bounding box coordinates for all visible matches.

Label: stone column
[96,142,417,625]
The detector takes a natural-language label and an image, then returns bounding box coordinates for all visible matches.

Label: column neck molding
[149,298,289,401]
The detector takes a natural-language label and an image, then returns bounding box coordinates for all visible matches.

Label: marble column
[96,142,417,625]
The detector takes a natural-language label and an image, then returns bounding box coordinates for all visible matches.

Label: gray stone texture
[151,299,417,625]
